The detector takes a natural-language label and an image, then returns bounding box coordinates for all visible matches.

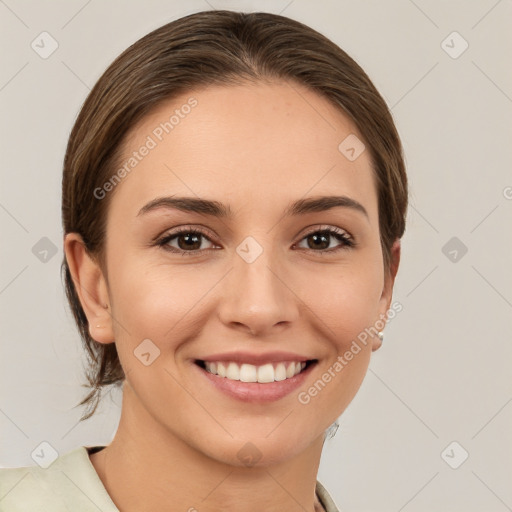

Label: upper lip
[197,351,314,365]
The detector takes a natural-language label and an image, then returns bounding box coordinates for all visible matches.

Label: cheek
[301,270,379,416]
[302,262,383,342]
[111,260,211,338]
[107,262,211,398]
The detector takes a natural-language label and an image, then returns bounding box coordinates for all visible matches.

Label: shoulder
[0,445,117,512]
[316,480,341,512]
[0,463,61,511]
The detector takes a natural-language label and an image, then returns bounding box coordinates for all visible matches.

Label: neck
[90,382,326,512]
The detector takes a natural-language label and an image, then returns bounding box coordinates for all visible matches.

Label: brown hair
[61,9,408,421]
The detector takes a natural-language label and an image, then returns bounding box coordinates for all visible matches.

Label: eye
[294,226,355,253]
[155,225,355,256]
[156,227,218,256]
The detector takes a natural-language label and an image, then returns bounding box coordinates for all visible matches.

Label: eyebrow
[137,194,369,219]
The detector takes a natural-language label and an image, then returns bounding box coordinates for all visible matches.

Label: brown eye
[156,226,354,257]
[295,228,354,253]
[174,232,203,251]
[157,229,217,256]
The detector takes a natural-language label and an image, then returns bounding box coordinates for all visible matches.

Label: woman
[0,9,407,511]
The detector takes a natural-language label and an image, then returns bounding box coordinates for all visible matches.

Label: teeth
[257,363,274,383]
[203,360,308,383]
[226,362,239,380]
[240,363,257,382]
[275,363,287,381]
[217,362,226,377]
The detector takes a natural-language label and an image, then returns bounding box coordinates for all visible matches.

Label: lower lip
[194,362,316,403]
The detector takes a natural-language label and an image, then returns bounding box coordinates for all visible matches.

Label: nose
[217,245,299,337]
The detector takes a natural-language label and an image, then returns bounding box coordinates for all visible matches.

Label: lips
[193,353,318,402]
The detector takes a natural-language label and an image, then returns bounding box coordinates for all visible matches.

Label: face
[68,80,399,467]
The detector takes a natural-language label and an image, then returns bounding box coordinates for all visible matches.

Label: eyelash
[155,225,355,257]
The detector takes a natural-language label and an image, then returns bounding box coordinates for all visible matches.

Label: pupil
[310,233,328,250]
[179,233,200,250]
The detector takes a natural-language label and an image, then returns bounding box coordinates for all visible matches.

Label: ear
[372,239,401,352]
[64,232,114,344]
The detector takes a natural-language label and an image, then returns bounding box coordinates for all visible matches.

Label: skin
[65,80,400,512]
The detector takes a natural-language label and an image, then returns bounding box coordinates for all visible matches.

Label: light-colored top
[0,445,340,511]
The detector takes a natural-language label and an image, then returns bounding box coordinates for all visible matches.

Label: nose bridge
[218,233,298,334]
[238,237,279,294]
[235,233,285,305]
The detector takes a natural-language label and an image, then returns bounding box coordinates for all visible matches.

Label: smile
[194,358,317,402]
[202,360,307,383]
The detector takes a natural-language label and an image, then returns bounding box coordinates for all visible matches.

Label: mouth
[193,358,318,402]
[195,359,315,382]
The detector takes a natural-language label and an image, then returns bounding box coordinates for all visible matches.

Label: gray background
[1,0,511,510]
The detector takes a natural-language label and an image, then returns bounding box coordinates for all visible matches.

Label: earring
[378,331,384,341]
[326,421,339,439]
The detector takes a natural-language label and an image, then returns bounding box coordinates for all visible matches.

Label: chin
[194,424,322,469]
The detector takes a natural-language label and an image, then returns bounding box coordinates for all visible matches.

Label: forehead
[108,80,378,222]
